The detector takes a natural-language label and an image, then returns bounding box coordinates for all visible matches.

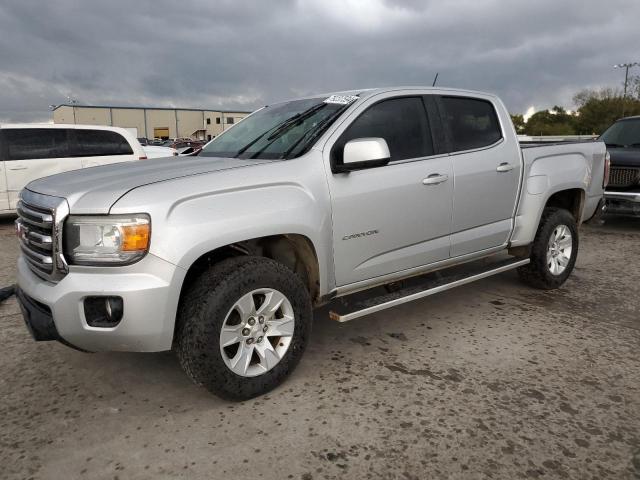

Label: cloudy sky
[1,0,638,123]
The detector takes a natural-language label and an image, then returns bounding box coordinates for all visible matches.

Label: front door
[438,95,521,257]
[325,96,453,287]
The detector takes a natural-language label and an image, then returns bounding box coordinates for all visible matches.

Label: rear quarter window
[4,128,70,160]
[440,96,502,152]
[73,129,134,156]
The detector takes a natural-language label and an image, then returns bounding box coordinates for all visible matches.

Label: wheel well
[545,189,585,224]
[181,234,321,304]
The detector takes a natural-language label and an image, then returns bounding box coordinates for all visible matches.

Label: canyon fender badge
[324,94,359,105]
[342,229,379,241]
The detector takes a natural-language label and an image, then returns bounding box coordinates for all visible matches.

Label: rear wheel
[517,207,578,290]
[175,256,312,400]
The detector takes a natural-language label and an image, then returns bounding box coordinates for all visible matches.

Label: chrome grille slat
[20,244,53,272]
[26,231,53,250]
[608,167,640,188]
[16,203,53,228]
[16,191,69,282]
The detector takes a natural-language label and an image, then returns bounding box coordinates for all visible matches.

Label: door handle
[496,162,515,172]
[422,173,449,185]
[9,167,28,171]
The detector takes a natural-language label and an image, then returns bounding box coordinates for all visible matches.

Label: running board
[329,257,530,323]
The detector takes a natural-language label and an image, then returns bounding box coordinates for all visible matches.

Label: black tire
[175,256,312,400]
[517,207,579,290]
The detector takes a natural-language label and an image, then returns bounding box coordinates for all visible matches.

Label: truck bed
[519,139,597,149]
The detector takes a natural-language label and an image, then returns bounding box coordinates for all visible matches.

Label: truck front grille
[608,167,640,188]
[15,191,69,282]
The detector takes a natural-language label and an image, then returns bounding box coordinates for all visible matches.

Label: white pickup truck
[15,87,607,399]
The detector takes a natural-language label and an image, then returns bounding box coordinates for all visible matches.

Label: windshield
[200,96,354,159]
[599,118,640,147]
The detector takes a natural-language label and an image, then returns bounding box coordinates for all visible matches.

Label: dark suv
[601,116,640,215]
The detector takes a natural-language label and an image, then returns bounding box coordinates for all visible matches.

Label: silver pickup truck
[15,87,607,399]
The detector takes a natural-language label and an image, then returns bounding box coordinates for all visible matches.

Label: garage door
[154,128,169,139]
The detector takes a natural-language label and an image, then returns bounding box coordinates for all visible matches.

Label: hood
[26,156,270,214]
[608,147,640,168]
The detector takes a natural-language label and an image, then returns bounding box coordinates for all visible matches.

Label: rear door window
[73,129,134,156]
[335,97,434,163]
[439,97,502,152]
[4,128,70,160]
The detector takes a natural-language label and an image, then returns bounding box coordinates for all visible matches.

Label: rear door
[0,132,9,211]
[438,96,521,257]
[72,129,136,167]
[325,95,454,286]
[4,128,81,209]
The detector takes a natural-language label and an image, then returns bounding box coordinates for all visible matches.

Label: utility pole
[66,95,79,124]
[614,62,639,117]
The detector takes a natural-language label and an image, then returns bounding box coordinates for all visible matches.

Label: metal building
[52,104,251,140]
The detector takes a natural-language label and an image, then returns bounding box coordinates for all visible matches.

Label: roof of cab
[269,86,498,105]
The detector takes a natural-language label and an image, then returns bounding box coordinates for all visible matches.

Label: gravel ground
[0,214,639,480]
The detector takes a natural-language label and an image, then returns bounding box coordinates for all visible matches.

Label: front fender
[109,156,334,296]
[166,182,327,269]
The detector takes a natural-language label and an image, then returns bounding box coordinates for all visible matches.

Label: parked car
[142,145,178,158]
[168,138,205,150]
[15,87,606,400]
[0,124,146,214]
[600,115,640,216]
[176,145,203,156]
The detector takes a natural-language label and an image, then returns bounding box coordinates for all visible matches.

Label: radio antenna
[432,73,439,87]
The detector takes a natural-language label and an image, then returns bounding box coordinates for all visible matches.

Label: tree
[572,88,640,135]
[523,106,576,136]
[510,114,525,134]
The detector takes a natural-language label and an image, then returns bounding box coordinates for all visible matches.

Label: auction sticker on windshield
[324,95,359,105]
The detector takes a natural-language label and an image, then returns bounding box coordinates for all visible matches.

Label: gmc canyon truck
[599,115,640,215]
[15,87,607,400]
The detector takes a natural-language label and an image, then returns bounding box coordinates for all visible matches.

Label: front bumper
[16,254,186,352]
[16,287,59,341]
[604,190,640,215]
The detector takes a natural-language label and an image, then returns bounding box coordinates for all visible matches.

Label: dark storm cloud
[0,0,638,122]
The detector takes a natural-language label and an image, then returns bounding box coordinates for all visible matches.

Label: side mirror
[335,137,390,172]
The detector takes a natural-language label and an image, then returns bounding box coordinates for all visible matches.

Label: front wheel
[517,207,579,290]
[175,256,312,400]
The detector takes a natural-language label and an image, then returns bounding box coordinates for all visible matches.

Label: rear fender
[510,152,589,247]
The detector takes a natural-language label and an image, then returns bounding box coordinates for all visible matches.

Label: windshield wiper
[266,103,327,141]
[248,104,328,159]
[231,103,327,159]
[233,127,275,157]
[281,104,350,159]
[605,143,624,148]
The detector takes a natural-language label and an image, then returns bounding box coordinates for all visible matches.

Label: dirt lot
[1,215,639,480]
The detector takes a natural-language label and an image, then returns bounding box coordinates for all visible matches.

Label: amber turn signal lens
[121,224,150,251]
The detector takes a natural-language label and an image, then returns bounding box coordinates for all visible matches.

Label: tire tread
[175,256,312,400]
[517,207,578,290]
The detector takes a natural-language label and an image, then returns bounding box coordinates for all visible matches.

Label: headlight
[64,214,151,266]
